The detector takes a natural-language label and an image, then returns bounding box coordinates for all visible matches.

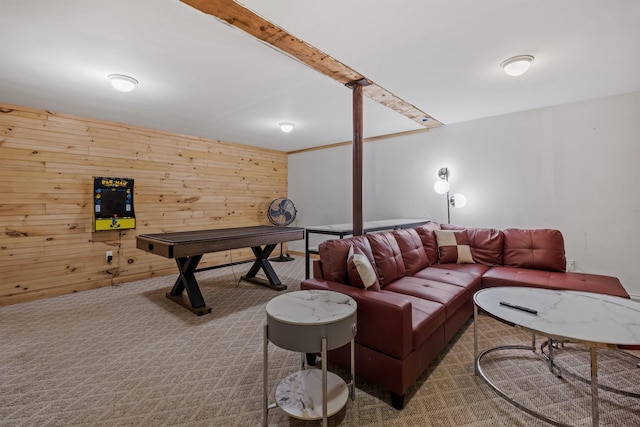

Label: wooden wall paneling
[0,103,288,306]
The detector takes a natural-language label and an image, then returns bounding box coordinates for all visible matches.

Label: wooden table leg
[165,255,212,315]
[241,244,287,290]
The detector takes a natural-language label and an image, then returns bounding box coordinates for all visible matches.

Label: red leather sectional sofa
[300,222,628,409]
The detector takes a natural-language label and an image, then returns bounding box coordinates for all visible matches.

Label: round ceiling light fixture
[279,122,295,133]
[500,55,534,77]
[108,74,138,92]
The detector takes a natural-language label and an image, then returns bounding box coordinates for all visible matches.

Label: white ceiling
[2,0,639,152]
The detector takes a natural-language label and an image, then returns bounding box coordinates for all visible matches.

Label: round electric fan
[267,198,297,262]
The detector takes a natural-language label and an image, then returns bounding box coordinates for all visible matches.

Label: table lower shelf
[275,369,349,420]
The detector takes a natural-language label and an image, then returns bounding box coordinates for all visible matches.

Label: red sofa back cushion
[467,228,504,266]
[393,228,429,275]
[441,225,504,266]
[367,232,406,286]
[502,228,566,272]
[319,235,372,284]
[414,221,441,265]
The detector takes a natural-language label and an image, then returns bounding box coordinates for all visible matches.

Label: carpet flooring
[1,257,639,426]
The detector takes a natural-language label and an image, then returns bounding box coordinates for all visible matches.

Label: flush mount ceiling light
[500,55,534,77]
[108,74,138,92]
[279,122,295,133]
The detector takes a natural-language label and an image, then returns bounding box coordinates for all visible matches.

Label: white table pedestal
[275,362,349,419]
[263,290,357,427]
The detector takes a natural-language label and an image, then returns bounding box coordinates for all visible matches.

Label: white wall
[289,91,640,297]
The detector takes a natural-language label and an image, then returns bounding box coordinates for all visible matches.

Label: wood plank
[180,0,443,129]
[0,102,289,306]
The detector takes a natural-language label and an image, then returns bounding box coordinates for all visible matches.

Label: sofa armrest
[301,278,413,359]
[312,259,325,279]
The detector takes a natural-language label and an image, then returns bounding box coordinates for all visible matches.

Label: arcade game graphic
[94,177,136,231]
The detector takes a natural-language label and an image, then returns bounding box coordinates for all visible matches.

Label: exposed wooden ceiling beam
[181,0,444,130]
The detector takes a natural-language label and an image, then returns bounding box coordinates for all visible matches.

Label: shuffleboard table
[136,225,304,315]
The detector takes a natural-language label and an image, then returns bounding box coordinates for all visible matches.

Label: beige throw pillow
[434,230,475,264]
[347,245,380,290]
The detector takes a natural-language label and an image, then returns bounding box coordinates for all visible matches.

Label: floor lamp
[433,167,466,224]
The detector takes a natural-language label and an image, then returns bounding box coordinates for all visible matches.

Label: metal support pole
[263,324,269,427]
[322,336,328,427]
[532,333,536,352]
[350,336,356,400]
[591,347,599,426]
[474,303,479,375]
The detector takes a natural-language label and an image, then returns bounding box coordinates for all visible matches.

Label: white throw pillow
[347,245,379,290]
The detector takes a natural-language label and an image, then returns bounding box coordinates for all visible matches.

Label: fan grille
[268,198,297,226]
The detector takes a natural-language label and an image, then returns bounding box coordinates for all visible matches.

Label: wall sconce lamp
[434,167,466,224]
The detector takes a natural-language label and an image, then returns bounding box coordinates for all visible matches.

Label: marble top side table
[473,287,640,426]
[263,290,357,427]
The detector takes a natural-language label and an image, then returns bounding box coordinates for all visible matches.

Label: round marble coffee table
[263,290,357,427]
[473,287,640,426]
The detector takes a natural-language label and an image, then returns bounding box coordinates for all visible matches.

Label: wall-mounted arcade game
[93,177,136,231]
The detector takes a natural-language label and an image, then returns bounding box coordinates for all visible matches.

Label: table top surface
[474,287,640,346]
[305,218,428,233]
[276,370,348,420]
[266,290,356,326]
[137,225,304,244]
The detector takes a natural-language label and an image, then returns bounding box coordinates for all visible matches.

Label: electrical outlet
[106,251,113,264]
[566,259,575,271]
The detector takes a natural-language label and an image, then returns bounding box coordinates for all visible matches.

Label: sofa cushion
[503,228,566,272]
[384,276,469,320]
[347,244,381,291]
[441,224,504,266]
[439,224,465,230]
[393,228,429,275]
[434,230,475,264]
[414,221,441,265]
[378,290,446,354]
[319,235,371,285]
[467,228,504,266]
[368,232,406,287]
[414,264,487,297]
[482,266,629,298]
[426,263,490,278]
